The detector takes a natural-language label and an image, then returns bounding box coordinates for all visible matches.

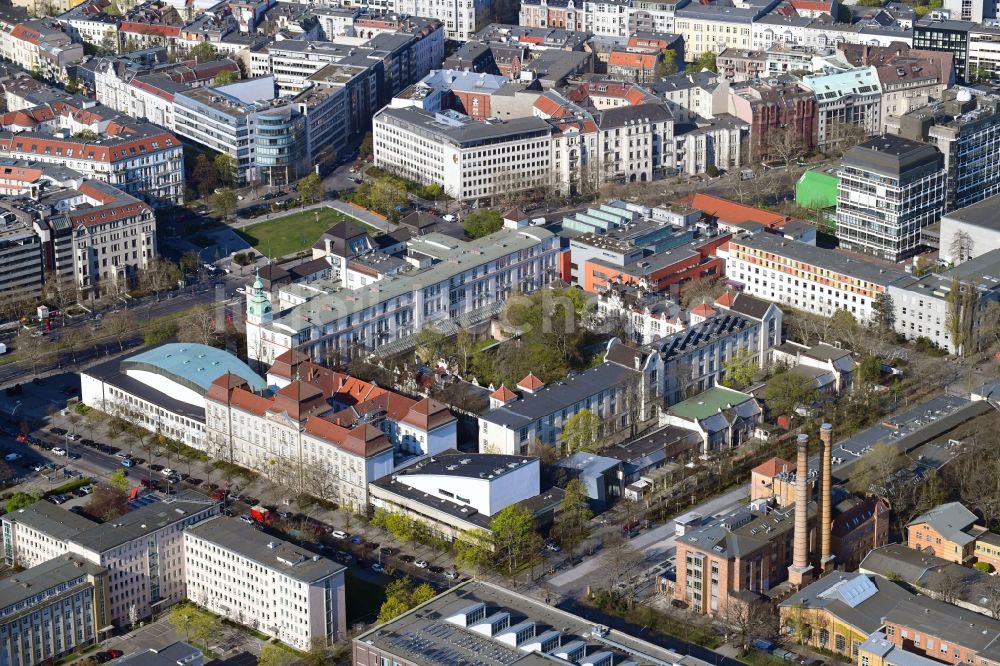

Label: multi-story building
[67,180,156,296]
[174,77,306,187]
[184,516,346,650]
[887,87,1000,213]
[0,113,184,206]
[716,48,766,82]
[294,62,380,168]
[882,595,1000,665]
[913,18,973,83]
[518,0,589,32]
[206,349,457,510]
[675,501,813,614]
[937,194,1000,264]
[727,77,818,159]
[374,105,555,202]
[1,494,220,625]
[1,20,83,83]
[801,67,882,149]
[754,13,914,52]
[0,555,110,666]
[942,0,997,22]
[629,0,676,33]
[606,306,773,406]
[478,365,647,455]
[725,233,907,323]
[245,225,559,363]
[967,24,1000,81]
[888,249,1000,353]
[837,134,946,261]
[0,209,43,302]
[673,0,780,62]
[906,501,984,564]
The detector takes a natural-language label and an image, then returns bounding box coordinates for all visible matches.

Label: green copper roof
[121,343,266,394]
[667,386,754,420]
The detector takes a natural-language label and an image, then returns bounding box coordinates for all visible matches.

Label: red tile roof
[752,457,794,477]
[490,385,517,401]
[608,51,658,69]
[517,373,545,391]
[715,291,736,308]
[681,193,788,229]
[691,303,716,316]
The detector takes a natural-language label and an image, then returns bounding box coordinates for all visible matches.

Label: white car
[414,560,428,569]
[51,447,67,456]
[161,468,176,477]
[330,530,348,540]
[67,433,80,441]
[236,287,247,295]
[443,570,458,580]
[442,214,456,222]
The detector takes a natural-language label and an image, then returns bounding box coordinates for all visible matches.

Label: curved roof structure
[121,343,265,394]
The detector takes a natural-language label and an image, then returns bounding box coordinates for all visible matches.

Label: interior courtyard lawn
[237,207,372,258]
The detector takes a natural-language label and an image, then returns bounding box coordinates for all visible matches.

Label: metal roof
[122,343,266,393]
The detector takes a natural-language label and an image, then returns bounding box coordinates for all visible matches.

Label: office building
[245,226,559,364]
[0,209,43,302]
[913,18,973,83]
[887,87,1000,213]
[184,516,346,650]
[353,579,720,666]
[937,195,1000,264]
[1,494,220,625]
[837,134,946,261]
[174,77,306,187]
[0,555,110,666]
[725,233,907,323]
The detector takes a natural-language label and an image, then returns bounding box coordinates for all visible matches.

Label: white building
[837,134,946,262]
[595,283,688,345]
[725,233,907,323]
[81,342,267,449]
[801,67,883,149]
[369,451,557,541]
[938,194,1000,264]
[184,516,346,650]
[245,226,560,364]
[1,494,220,625]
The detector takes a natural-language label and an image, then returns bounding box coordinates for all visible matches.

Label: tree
[858,354,881,386]
[929,566,968,605]
[724,597,777,653]
[180,250,201,275]
[377,578,439,623]
[214,154,238,187]
[213,70,237,85]
[871,292,895,336]
[721,346,757,390]
[5,491,40,512]
[562,409,600,453]
[414,325,448,365]
[655,49,678,77]
[553,478,592,553]
[177,304,224,347]
[297,172,324,205]
[599,534,645,607]
[763,370,818,418]
[368,178,407,218]
[102,309,136,351]
[189,42,219,64]
[211,187,238,221]
[65,77,81,94]
[680,277,725,307]
[73,129,98,140]
[463,209,503,239]
[695,51,717,72]
[85,485,130,521]
[491,505,542,575]
[850,442,904,499]
[946,275,979,355]
[109,468,131,493]
[980,573,1000,619]
[139,258,181,300]
[257,644,295,666]
[192,154,219,199]
[358,131,374,158]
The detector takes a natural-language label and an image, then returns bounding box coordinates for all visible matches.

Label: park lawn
[238,207,361,258]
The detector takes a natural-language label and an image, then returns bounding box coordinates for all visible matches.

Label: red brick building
[727,79,817,160]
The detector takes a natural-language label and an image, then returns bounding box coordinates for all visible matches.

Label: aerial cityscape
[3,0,1000,663]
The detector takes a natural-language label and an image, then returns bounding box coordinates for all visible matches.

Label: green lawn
[237,207,371,258]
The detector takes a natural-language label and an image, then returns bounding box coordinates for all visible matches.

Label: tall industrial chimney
[820,422,834,571]
[788,433,814,587]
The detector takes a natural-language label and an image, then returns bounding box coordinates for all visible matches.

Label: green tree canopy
[655,49,678,77]
[213,70,237,85]
[463,209,503,239]
[5,491,40,513]
[553,478,592,553]
[858,354,881,386]
[763,370,818,418]
[214,154,238,187]
[189,42,219,64]
[297,172,324,205]
[491,505,542,574]
[211,188,238,220]
[695,51,717,72]
[562,409,600,453]
[721,346,757,390]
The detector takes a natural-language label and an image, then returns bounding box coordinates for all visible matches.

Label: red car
[15,434,26,442]
[210,489,227,501]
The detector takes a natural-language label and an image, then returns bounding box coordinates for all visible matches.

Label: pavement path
[547,484,749,596]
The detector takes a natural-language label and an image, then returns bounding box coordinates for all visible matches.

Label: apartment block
[0,209,43,302]
[0,555,110,666]
[801,67,882,149]
[725,233,906,323]
[837,135,946,261]
[184,516,346,650]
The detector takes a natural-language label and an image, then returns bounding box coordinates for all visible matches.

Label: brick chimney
[788,433,814,587]
[820,422,835,571]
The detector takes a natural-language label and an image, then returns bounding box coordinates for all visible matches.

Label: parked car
[4,453,21,461]
[335,551,353,563]
[51,447,66,456]
[121,457,134,467]
[350,536,364,545]
[331,530,348,540]
[400,554,415,563]
[414,560,428,569]
[443,570,458,580]
[161,467,175,477]
[49,427,67,435]
[240,514,254,524]
[371,562,385,573]
[210,489,227,501]
[544,541,561,553]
